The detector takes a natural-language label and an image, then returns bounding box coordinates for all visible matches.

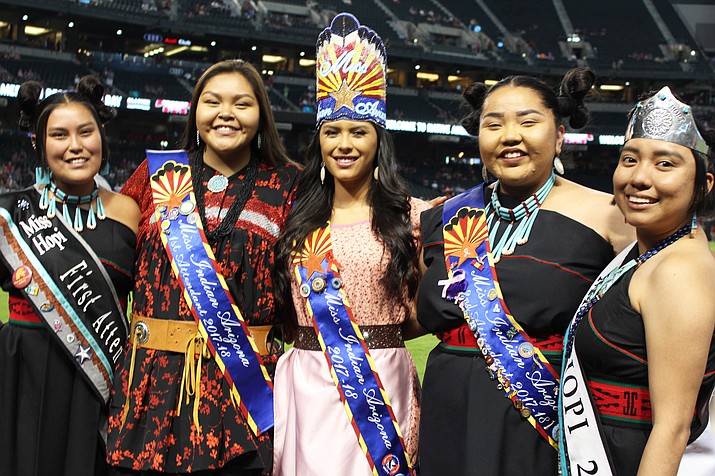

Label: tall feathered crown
[625,86,709,155]
[315,13,387,127]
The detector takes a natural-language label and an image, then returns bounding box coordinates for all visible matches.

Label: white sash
[559,246,632,475]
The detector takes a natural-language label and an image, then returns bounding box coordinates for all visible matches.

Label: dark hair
[690,124,715,218]
[461,67,595,136]
[180,59,292,168]
[18,75,115,167]
[274,125,419,329]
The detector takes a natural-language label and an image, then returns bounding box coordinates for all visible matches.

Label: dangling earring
[320,162,326,185]
[373,166,379,181]
[99,159,109,176]
[35,166,50,186]
[31,138,37,150]
[256,132,262,150]
[481,166,489,183]
[691,213,698,236]
[196,130,201,147]
[553,156,565,175]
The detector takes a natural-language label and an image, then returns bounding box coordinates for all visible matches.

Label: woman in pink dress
[272,13,427,475]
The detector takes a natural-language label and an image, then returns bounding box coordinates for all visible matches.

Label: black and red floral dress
[106,157,298,474]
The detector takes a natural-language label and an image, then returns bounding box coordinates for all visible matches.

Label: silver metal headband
[625,86,709,156]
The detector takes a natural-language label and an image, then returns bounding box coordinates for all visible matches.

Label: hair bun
[557,97,575,117]
[460,82,489,136]
[77,75,116,124]
[462,82,489,111]
[17,80,43,131]
[557,67,594,130]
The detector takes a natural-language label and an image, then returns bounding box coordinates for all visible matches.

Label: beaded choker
[39,181,106,232]
[485,172,556,262]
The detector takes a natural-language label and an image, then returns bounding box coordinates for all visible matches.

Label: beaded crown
[625,86,709,155]
[315,13,387,128]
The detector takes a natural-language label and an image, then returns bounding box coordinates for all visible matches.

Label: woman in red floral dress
[106,60,298,476]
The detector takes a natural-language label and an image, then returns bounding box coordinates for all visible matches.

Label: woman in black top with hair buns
[417,68,633,475]
[0,76,139,476]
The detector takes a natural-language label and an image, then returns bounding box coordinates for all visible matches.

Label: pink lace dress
[273,197,428,475]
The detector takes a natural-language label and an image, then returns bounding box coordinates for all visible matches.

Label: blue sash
[146,149,273,435]
[0,187,127,404]
[294,225,413,476]
[441,184,560,449]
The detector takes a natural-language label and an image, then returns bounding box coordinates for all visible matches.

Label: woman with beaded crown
[106,59,299,475]
[559,87,715,476]
[0,76,140,476]
[416,68,634,475]
[272,12,428,476]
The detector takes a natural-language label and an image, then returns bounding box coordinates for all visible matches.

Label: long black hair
[274,124,419,328]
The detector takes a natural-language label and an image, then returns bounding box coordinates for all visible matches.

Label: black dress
[417,190,614,476]
[107,159,298,474]
[575,247,715,475]
[0,202,135,476]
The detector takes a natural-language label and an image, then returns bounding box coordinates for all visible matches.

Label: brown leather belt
[129,315,277,356]
[294,325,404,351]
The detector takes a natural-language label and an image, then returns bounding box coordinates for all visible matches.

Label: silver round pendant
[207,174,229,193]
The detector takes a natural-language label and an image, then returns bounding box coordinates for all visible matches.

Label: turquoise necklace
[39,180,106,232]
[485,172,556,262]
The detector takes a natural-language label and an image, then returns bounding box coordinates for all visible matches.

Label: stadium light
[68,22,74,28]
[22,15,28,21]
[262,55,285,64]
[165,46,188,57]
[116,29,123,36]
[25,26,51,36]
[299,59,316,67]
[414,64,421,70]
[600,84,624,91]
[210,41,216,46]
[417,72,439,81]
[251,45,257,51]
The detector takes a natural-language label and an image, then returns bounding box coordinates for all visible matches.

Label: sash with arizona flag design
[441,184,561,449]
[293,224,413,476]
[0,187,127,406]
[146,149,274,435]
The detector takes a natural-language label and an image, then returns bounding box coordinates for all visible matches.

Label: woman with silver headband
[416,68,634,475]
[559,87,715,475]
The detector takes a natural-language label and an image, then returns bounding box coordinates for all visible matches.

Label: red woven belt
[587,378,652,426]
[8,294,42,326]
[437,323,563,354]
